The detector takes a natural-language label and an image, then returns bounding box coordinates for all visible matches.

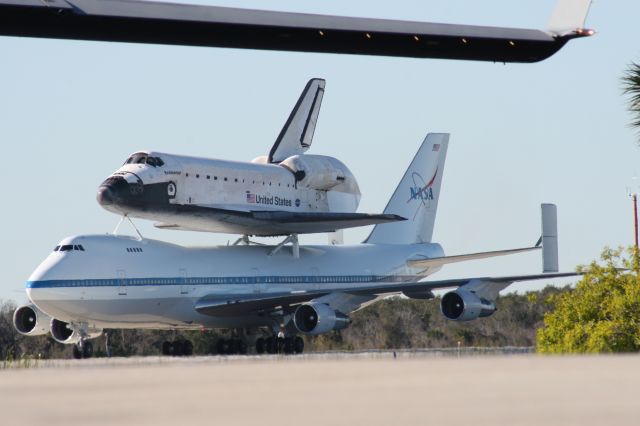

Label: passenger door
[180,268,189,295]
[117,270,127,296]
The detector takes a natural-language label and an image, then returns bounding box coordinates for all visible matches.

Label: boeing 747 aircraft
[14,133,575,358]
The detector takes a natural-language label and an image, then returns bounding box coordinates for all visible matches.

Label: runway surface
[1,353,638,426]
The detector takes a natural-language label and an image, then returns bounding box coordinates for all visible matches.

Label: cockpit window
[122,154,164,167]
[54,245,85,252]
[146,157,164,167]
[124,153,148,165]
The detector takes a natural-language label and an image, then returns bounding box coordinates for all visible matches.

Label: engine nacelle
[441,290,496,322]
[293,303,351,335]
[13,304,52,336]
[50,319,102,344]
[280,154,360,193]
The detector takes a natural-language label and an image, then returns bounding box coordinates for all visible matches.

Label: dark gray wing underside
[153,205,405,236]
[0,0,591,63]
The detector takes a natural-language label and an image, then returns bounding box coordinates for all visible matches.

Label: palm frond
[622,62,640,129]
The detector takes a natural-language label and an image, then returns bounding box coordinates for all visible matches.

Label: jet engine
[50,319,102,344]
[13,304,52,336]
[293,303,351,335]
[440,290,496,322]
[280,154,359,193]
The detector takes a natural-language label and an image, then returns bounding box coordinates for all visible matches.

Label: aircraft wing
[0,0,593,63]
[406,246,541,270]
[194,271,579,317]
[153,205,405,236]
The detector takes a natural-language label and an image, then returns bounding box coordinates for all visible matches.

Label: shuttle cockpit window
[124,152,148,165]
[123,154,164,167]
[146,157,164,167]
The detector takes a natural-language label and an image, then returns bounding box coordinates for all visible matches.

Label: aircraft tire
[216,339,226,355]
[294,337,304,354]
[72,345,83,359]
[283,337,294,354]
[237,340,247,355]
[172,340,184,356]
[183,340,193,356]
[265,337,277,354]
[255,338,265,354]
[82,341,94,359]
[162,341,172,356]
[228,339,239,355]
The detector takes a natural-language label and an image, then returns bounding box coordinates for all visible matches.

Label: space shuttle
[97,79,404,237]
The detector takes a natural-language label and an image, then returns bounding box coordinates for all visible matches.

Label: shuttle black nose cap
[96,186,114,206]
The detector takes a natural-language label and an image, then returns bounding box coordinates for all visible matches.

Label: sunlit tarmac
[1,351,638,426]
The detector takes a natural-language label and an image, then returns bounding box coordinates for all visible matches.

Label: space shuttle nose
[96,186,114,206]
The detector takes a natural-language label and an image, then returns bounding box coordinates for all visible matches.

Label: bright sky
[1,0,638,303]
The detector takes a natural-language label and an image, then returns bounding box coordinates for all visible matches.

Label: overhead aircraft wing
[0,0,593,63]
[153,204,405,236]
[194,271,580,317]
[269,79,325,163]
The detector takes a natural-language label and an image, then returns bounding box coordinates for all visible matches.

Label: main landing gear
[254,336,304,355]
[72,340,94,359]
[161,339,194,356]
[216,338,248,355]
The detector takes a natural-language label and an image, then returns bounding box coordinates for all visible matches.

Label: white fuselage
[26,234,444,330]
[99,151,361,222]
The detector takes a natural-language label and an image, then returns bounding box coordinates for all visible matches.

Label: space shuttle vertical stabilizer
[269,78,325,163]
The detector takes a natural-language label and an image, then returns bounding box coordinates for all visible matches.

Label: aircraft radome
[14,130,577,358]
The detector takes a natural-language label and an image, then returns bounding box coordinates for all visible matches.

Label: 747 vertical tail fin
[365,133,449,245]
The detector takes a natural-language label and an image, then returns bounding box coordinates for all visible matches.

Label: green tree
[537,248,640,353]
[623,62,640,132]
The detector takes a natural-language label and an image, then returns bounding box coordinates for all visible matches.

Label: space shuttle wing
[269,78,325,163]
[250,211,405,234]
[153,204,404,236]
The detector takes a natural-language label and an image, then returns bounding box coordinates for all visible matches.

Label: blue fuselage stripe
[25,275,405,289]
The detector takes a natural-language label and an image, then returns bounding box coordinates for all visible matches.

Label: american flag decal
[432,144,440,151]
[246,192,256,203]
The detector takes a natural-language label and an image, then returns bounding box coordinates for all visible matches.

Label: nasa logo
[410,186,433,201]
[295,198,301,207]
[407,169,437,203]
